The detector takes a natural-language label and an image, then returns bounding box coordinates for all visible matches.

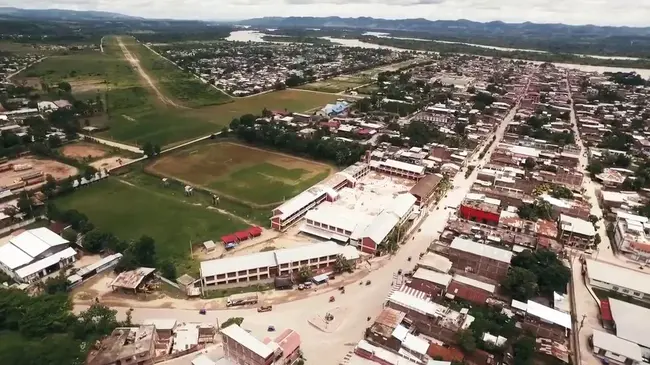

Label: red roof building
[248,226,263,237]
[235,231,250,241]
[221,235,237,244]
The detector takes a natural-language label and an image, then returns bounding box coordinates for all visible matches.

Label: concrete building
[558,214,596,247]
[592,330,645,365]
[221,324,275,365]
[585,260,650,302]
[369,159,426,180]
[608,298,650,350]
[613,213,650,263]
[86,326,157,365]
[459,194,501,226]
[0,227,76,283]
[200,241,359,292]
[408,174,443,206]
[270,163,370,231]
[447,237,513,281]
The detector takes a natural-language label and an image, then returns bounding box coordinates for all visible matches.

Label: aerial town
[1,10,650,365]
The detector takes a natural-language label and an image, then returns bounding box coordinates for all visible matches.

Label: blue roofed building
[317,101,350,117]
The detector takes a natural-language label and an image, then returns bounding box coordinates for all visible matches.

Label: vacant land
[148,142,333,206]
[55,178,248,274]
[119,36,230,108]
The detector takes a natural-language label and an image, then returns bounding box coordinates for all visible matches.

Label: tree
[333,255,353,274]
[83,230,118,254]
[510,249,571,297]
[523,157,536,170]
[16,192,33,217]
[57,81,72,93]
[159,260,177,280]
[285,74,304,87]
[47,135,62,148]
[456,329,477,353]
[513,336,536,365]
[220,317,244,329]
[42,174,57,198]
[502,267,538,301]
[153,144,161,156]
[114,252,138,273]
[43,273,69,294]
[133,235,157,267]
[297,266,314,283]
[142,141,155,158]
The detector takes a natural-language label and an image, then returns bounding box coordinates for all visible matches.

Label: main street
[75,76,530,364]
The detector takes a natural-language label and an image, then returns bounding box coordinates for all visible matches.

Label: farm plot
[60,142,110,161]
[147,142,333,206]
[55,178,247,274]
[299,75,371,93]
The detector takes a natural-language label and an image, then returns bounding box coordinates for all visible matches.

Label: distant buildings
[221,324,301,365]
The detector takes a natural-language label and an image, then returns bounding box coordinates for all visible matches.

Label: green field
[121,37,231,108]
[55,178,248,274]
[99,88,340,147]
[148,142,333,206]
[20,49,135,87]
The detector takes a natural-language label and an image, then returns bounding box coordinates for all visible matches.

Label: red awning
[221,235,237,244]
[600,299,613,321]
[235,231,250,241]
[248,226,263,237]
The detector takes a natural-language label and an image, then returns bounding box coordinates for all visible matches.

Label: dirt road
[116,37,189,109]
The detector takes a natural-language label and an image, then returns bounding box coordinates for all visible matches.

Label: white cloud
[5,0,650,26]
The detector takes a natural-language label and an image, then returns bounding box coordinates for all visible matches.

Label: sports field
[55,178,247,274]
[147,142,333,206]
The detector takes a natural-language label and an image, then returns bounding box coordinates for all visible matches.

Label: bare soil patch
[90,156,135,171]
[61,142,109,160]
[0,156,78,189]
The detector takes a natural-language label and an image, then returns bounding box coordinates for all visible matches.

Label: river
[226,30,650,78]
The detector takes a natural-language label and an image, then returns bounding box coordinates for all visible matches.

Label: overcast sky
[6,0,650,27]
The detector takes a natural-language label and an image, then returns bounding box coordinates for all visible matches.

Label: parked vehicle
[298,284,305,290]
[268,325,275,332]
[258,305,272,312]
[365,280,371,285]
[226,293,259,307]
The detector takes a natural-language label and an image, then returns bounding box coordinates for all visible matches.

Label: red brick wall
[447,281,490,304]
[448,248,510,281]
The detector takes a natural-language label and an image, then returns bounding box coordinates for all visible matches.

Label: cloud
[3,0,650,26]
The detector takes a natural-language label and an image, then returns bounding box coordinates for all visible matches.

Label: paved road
[75,73,530,363]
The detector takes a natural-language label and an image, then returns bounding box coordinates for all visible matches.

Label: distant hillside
[240,16,650,35]
[240,17,650,58]
[0,7,141,21]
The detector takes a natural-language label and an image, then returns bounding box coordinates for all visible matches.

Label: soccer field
[147,142,333,206]
[55,178,247,274]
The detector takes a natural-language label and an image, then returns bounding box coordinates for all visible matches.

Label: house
[447,237,513,281]
[409,174,443,206]
[0,227,76,283]
[558,214,596,248]
[459,194,501,226]
[407,268,452,296]
[446,274,496,304]
[608,298,650,349]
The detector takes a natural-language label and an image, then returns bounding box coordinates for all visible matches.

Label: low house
[592,330,645,365]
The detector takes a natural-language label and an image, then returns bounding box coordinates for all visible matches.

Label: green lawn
[209,163,331,205]
[55,178,248,275]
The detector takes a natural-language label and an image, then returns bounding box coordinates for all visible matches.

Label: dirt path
[116,37,189,109]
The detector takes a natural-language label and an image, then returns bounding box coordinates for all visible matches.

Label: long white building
[0,228,76,283]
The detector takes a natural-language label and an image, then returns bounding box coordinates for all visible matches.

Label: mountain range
[240,16,650,36]
[0,6,141,21]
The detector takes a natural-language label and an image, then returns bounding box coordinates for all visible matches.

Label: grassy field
[99,88,340,147]
[20,49,135,87]
[147,142,333,206]
[55,178,248,274]
[120,36,230,108]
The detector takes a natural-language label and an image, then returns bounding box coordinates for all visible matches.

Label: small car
[365,280,371,285]
[298,284,304,290]
[267,325,275,332]
[199,308,206,315]
[258,305,272,312]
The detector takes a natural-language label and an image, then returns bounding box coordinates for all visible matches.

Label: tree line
[229,113,369,166]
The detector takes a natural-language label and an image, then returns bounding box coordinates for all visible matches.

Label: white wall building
[586,260,650,302]
[0,228,76,283]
